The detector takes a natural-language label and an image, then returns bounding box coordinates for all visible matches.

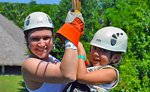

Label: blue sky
[0,0,61,4]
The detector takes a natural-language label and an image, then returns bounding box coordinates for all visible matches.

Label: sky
[0,0,61,4]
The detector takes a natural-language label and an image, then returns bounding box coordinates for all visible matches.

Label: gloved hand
[65,10,84,35]
[65,10,84,23]
[56,10,84,47]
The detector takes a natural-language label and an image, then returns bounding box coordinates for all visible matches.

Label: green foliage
[0,75,27,92]
[95,0,150,91]
[0,3,27,28]
[0,0,149,91]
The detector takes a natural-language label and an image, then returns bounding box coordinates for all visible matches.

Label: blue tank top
[27,83,65,92]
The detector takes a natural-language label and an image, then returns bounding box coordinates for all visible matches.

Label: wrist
[65,40,77,50]
[78,55,86,61]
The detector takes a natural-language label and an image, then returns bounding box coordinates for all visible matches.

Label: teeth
[38,49,46,52]
[44,46,47,48]
[42,50,46,52]
[94,58,100,61]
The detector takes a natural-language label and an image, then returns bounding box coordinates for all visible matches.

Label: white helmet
[24,12,54,31]
[90,26,128,53]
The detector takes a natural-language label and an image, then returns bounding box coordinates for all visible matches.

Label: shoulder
[22,58,41,71]
[99,65,119,79]
[101,65,119,75]
[22,58,44,90]
[22,58,42,81]
[90,65,119,72]
[101,65,120,89]
[101,65,118,70]
[87,65,116,72]
[87,65,119,84]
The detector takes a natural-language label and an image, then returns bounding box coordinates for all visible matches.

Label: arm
[77,42,117,85]
[22,49,77,84]
[60,47,78,82]
[22,48,77,90]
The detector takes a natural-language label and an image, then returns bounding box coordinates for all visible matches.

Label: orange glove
[71,17,84,35]
[56,10,84,47]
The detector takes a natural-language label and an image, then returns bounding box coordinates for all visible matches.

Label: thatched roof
[0,14,27,66]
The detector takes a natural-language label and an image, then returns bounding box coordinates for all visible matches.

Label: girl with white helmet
[22,11,84,92]
[64,26,128,92]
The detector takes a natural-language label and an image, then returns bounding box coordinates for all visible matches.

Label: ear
[111,53,122,64]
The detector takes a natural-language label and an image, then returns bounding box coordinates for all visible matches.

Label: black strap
[63,81,91,92]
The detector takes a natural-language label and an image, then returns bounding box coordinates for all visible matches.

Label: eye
[102,49,112,54]
[43,36,51,40]
[30,37,40,42]
[99,48,104,53]
[92,46,97,50]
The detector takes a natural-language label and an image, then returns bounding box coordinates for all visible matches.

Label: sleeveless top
[26,55,66,92]
[87,65,119,92]
[63,65,119,92]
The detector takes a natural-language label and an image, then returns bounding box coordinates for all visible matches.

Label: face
[28,28,53,59]
[90,46,112,66]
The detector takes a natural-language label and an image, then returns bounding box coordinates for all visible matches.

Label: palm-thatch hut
[0,14,27,74]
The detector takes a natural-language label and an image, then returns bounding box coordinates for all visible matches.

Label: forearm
[77,58,88,83]
[60,49,78,82]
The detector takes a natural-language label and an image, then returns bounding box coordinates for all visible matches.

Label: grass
[0,75,28,92]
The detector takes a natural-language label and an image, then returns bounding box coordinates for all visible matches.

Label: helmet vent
[111,39,117,46]
[111,33,118,46]
[112,34,117,39]
[111,33,124,46]
[26,16,30,26]
[117,33,119,36]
